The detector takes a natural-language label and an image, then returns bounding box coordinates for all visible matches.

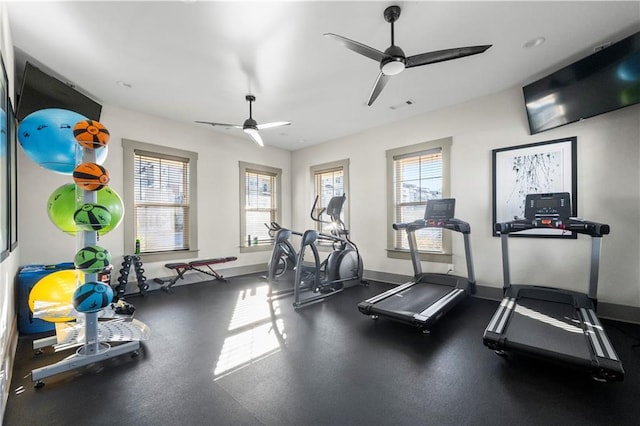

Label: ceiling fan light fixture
[381,58,405,75]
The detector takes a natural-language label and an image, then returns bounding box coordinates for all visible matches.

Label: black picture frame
[492,137,577,238]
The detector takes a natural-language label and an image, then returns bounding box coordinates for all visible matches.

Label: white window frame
[239,161,282,253]
[310,159,350,237]
[386,137,452,263]
[122,139,198,262]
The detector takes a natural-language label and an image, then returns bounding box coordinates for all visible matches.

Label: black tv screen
[16,62,102,121]
[523,31,640,134]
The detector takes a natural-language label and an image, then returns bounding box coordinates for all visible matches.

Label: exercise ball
[47,184,124,235]
[18,108,107,174]
[0,107,6,158]
[28,269,84,322]
[73,282,113,313]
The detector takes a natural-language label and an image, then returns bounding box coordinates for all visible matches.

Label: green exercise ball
[47,183,124,235]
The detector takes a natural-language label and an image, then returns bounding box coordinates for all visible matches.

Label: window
[122,139,198,261]
[240,162,281,252]
[386,137,452,262]
[310,159,349,235]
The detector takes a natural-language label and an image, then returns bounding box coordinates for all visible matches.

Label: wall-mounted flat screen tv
[16,61,102,121]
[523,31,640,135]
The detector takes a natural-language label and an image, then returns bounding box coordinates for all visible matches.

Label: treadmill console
[424,198,455,226]
[524,193,571,218]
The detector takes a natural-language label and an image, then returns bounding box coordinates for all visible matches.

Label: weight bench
[154,257,238,293]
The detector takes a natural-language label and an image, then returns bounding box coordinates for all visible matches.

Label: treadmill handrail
[495,218,610,237]
[393,218,471,234]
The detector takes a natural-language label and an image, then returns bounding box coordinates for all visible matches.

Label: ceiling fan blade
[324,33,387,62]
[195,120,243,129]
[367,72,391,106]
[405,45,492,68]
[257,121,291,130]
[247,131,264,147]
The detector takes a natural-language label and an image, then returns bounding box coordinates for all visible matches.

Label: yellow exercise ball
[28,269,84,322]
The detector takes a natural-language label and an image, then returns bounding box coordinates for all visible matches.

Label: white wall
[17,104,292,282]
[291,87,640,308]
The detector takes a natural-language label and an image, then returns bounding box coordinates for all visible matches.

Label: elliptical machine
[265,222,299,279]
[293,194,366,308]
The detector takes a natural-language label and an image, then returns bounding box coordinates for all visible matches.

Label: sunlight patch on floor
[515,304,583,334]
[213,285,286,379]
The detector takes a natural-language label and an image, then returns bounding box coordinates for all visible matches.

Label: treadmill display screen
[524,193,572,219]
[425,199,455,221]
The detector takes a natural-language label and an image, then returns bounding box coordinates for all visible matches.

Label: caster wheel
[371,315,379,320]
[34,381,44,389]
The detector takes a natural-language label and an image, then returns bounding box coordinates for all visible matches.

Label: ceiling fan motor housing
[243,117,258,131]
[381,45,406,75]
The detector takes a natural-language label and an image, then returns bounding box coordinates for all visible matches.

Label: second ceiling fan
[324,5,492,106]
[196,95,290,147]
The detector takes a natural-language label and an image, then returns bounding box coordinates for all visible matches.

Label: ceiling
[6,1,640,151]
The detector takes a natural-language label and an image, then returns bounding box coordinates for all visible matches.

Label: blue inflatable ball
[72,282,113,313]
[18,108,108,174]
[618,52,640,82]
[0,108,6,158]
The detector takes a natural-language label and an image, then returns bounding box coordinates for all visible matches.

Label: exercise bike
[293,194,366,308]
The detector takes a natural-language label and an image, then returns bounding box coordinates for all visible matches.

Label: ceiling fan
[195,94,290,147]
[324,5,492,106]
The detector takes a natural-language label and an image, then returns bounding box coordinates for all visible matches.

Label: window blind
[245,169,277,244]
[313,167,344,234]
[134,151,190,253]
[393,147,443,251]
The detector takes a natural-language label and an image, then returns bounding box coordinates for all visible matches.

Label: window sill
[137,249,199,263]
[386,248,452,263]
[240,244,272,254]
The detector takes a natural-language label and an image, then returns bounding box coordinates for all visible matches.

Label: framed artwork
[492,137,577,238]
[0,54,8,259]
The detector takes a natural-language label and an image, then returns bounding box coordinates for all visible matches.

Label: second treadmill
[358,198,476,332]
[483,192,624,381]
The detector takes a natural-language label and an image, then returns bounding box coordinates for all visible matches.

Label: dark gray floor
[4,273,640,425]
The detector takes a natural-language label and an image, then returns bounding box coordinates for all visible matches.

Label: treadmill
[358,198,476,332]
[483,192,624,382]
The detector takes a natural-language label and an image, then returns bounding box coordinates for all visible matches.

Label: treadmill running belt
[372,283,453,316]
[504,297,592,363]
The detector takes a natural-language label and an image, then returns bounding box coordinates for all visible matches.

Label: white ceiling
[7,1,640,151]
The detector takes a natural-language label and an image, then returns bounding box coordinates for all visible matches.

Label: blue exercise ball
[18,108,107,174]
[0,107,6,158]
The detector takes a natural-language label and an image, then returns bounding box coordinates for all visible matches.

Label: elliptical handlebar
[265,221,305,238]
[265,222,282,238]
[310,195,329,224]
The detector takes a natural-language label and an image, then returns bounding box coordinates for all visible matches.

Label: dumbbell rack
[114,255,149,298]
[31,133,146,388]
